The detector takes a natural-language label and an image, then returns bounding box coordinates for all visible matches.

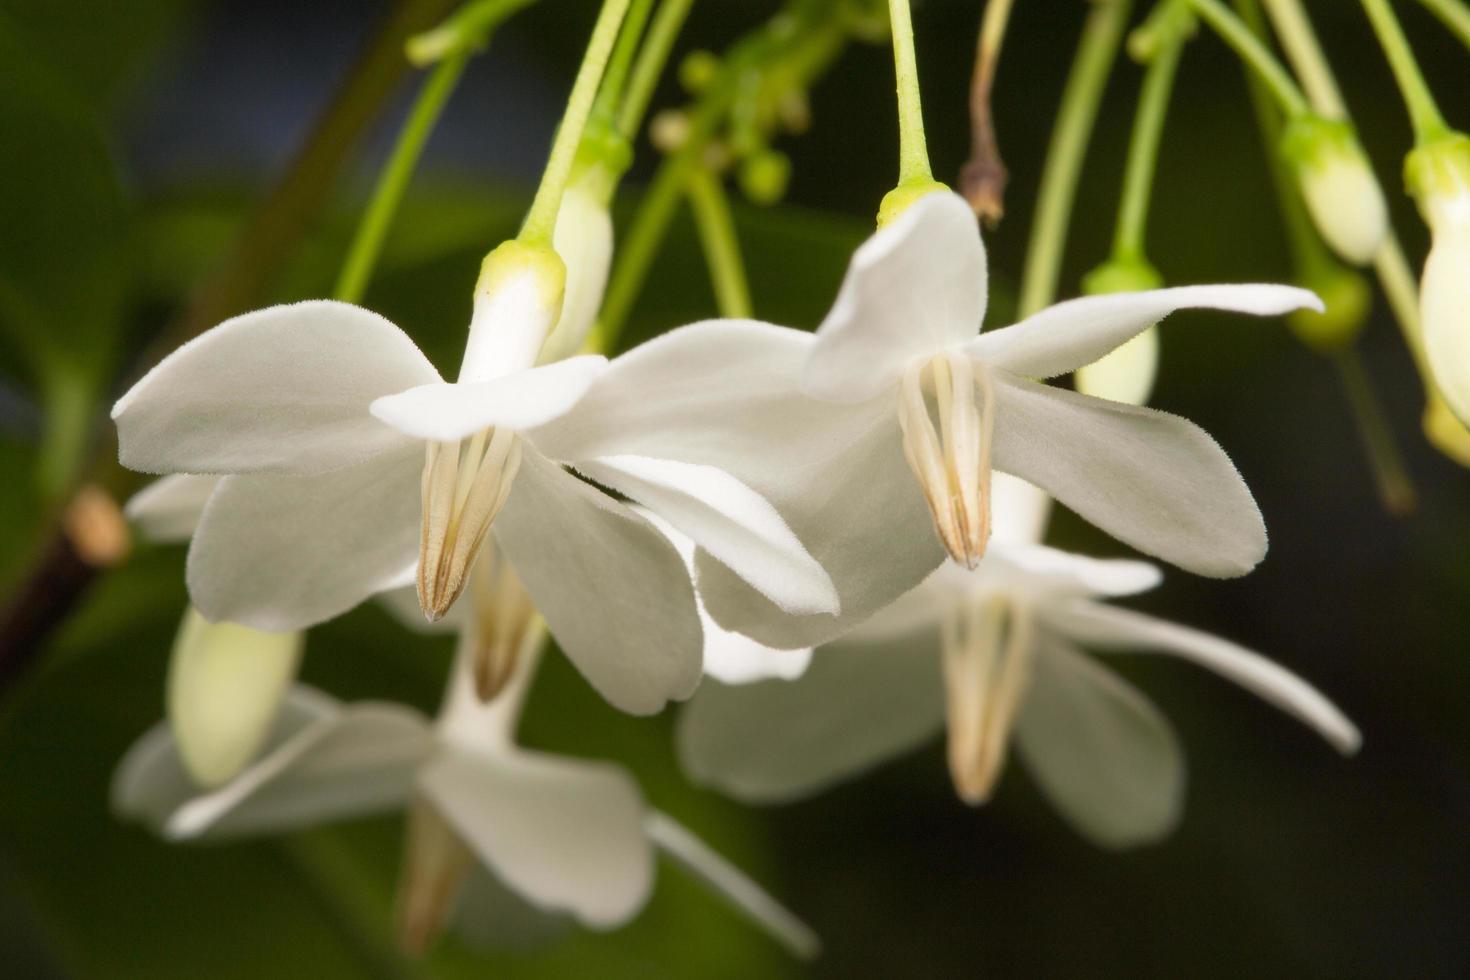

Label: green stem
[1334,348,1418,516]
[687,168,753,317]
[1418,0,1470,47]
[1260,0,1346,115]
[406,0,536,64]
[619,0,696,139]
[1017,0,1132,317]
[1375,235,1430,370]
[519,0,632,246]
[887,0,933,183]
[334,52,469,304]
[1360,0,1451,143]
[1187,0,1309,116]
[1112,20,1185,260]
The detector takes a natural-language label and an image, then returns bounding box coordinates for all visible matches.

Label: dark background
[1,0,1467,976]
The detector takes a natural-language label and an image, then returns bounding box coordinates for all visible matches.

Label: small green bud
[1081,256,1163,295]
[739,150,791,205]
[1287,264,1370,352]
[679,50,720,93]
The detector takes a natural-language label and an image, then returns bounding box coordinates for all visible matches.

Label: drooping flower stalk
[1416,0,1470,48]
[959,0,1016,223]
[687,166,754,319]
[887,0,934,187]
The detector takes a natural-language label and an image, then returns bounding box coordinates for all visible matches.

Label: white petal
[803,191,988,403]
[539,181,613,364]
[113,301,438,475]
[678,637,945,802]
[643,810,820,959]
[1015,637,1184,849]
[114,687,433,840]
[452,866,573,952]
[989,540,1163,598]
[186,449,422,631]
[989,471,1052,547]
[369,355,608,442]
[1048,600,1360,754]
[576,454,838,616]
[421,748,654,929]
[1422,225,1470,426]
[991,375,1266,578]
[636,507,813,684]
[167,607,303,787]
[125,475,221,544]
[969,285,1321,380]
[492,449,702,715]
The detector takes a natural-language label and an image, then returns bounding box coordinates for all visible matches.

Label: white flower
[677,526,1358,848]
[111,626,819,958]
[112,248,837,715]
[535,191,1321,649]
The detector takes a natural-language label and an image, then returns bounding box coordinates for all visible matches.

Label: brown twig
[0,0,456,690]
[959,0,1015,225]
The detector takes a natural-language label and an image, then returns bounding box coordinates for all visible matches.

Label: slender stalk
[1360,0,1451,143]
[519,0,632,246]
[1260,0,1346,115]
[1188,0,1309,116]
[619,0,697,139]
[1334,349,1417,515]
[335,52,469,303]
[687,168,753,318]
[1418,0,1470,47]
[960,0,1016,222]
[596,0,656,121]
[1017,0,1132,317]
[1112,23,1185,260]
[1375,236,1429,368]
[887,0,934,183]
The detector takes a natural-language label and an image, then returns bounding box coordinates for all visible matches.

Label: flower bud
[1287,263,1370,353]
[1407,134,1470,426]
[739,150,791,205]
[679,50,720,93]
[1074,258,1163,406]
[538,169,613,363]
[168,607,302,787]
[1281,116,1388,266]
[460,240,566,382]
[1423,389,1470,468]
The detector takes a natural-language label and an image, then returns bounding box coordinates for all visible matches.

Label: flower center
[897,351,996,569]
[418,427,522,621]
[395,797,473,955]
[467,541,538,702]
[940,594,1034,805]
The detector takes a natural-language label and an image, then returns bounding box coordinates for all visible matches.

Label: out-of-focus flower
[678,528,1359,848]
[1408,133,1470,426]
[112,629,820,958]
[537,191,1320,649]
[112,242,836,715]
[1281,115,1388,267]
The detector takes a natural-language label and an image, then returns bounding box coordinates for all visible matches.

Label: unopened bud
[1288,263,1370,352]
[1424,389,1470,468]
[1075,258,1163,405]
[1408,134,1470,425]
[1282,115,1388,266]
[649,110,689,153]
[461,240,565,382]
[168,607,302,787]
[679,50,719,93]
[539,171,613,363]
[739,150,791,205]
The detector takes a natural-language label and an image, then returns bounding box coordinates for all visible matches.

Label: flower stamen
[395,797,473,956]
[418,428,522,621]
[941,594,1034,804]
[898,353,995,568]
[468,542,538,701]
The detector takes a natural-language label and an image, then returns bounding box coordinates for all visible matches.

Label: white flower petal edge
[1048,600,1360,754]
[112,687,434,841]
[113,301,437,475]
[968,284,1322,380]
[678,635,945,803]
[643,811,821,960]
[492,449,703,714]
[369,355,609,442]
[186,450,423,631]
[125,475,221,544]
[803,192,988,404]
[1015,636,1185,849]
[1421,224,1470,425]
[991,375,1266,578]
[421,748,654,930]
[577,454,839,617]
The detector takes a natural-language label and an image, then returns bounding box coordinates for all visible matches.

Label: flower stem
[960,0,1015,222]
[1259,0,1346,116]
[888,0,934,184]
[1417,0,1470,47]
[1017,0,1132,318]
[619,0,697,139]
[519,0,632,247]
[1112,18,1186,261]
[687,168,753,318]
[1187,0,1309,117]
[1334,348,1418,516]
[595,0,656,123]
[1360,0,1451,144]
[334,52,470,304]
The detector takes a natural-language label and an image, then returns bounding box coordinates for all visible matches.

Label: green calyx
[877,178,949,227]
[1405,131,1470,227]
[477,239,567,311]
[1279,114,1359,169]
[1082,255,1163,295]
